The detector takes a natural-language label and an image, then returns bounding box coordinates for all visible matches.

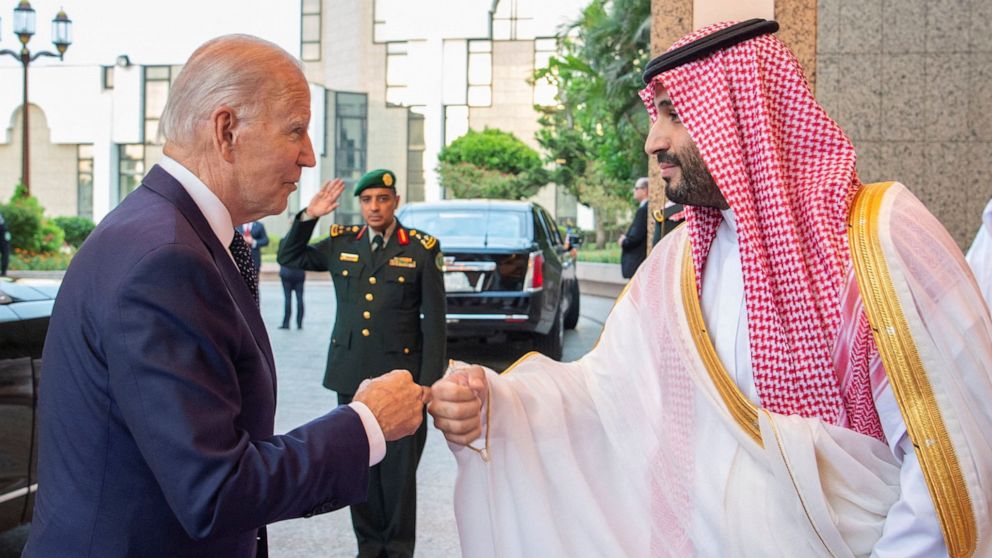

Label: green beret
[354,169,397,196]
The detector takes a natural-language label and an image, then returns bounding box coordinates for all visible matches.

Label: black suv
[397,200,579,359]
[0,278,58,534]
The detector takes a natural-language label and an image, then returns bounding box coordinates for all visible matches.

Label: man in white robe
[428,19,992,558]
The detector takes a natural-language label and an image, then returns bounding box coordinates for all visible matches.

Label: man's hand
[618,233,626,246]
[354,370,429,441]
[306,178,346,218]
[428,365,488,445]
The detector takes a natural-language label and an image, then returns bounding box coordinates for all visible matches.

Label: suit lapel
[142,165,277,388]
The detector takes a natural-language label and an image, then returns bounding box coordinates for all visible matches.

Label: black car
[397,200,579,359]
[0,278,58,534]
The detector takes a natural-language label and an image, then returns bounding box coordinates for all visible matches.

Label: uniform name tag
[340,252,360,262]
[389,257,417,268]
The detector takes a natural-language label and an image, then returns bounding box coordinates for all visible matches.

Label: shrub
[10,248,74,271]
[1,201,42,252]
[53,216,96,248]
[437,128,548,200]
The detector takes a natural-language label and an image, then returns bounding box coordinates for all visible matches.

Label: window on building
[301,0,322,61]
[492,0,535,40]
[386,42,409,107]
[533,37,558,107]
[467,40,492,107]
[102,66,114,90]
[335,92,368,223]
[406,106,426,202]
[444,105,469,146]
[118,144,145,203]
[144,66,171,145]
[77,144,94,220]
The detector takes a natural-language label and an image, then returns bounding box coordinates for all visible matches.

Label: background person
[279,169,446,558]
[618,176,650,278]
[23,35,427,558]
[278,236,306,330]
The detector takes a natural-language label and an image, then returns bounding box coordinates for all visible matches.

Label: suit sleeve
[277,211,331,272]
[253,222,269,250]
[419,242,447,386]
[105,244,368,540]
[621,204,648,251]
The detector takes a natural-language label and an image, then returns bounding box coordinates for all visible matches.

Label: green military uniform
[277,169,446,558]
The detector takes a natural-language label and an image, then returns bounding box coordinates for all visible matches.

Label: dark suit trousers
[338,393,427,558]
[281,276,305,328]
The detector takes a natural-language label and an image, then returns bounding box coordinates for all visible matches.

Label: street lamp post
[0,1,72,196]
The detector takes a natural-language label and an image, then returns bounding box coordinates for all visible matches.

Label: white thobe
[699,210,945,557]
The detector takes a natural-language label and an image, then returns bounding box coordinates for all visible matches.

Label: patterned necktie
[230,231,259,306]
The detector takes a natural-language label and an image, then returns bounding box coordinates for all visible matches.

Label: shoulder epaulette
[652,208,665,223]
[408,229,438,250]
[330,224,362,238]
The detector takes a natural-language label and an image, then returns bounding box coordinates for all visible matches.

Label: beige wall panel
[0,104,77,217]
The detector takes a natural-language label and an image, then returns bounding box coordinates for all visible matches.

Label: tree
[438,128,547,200]
[534,0,651,247]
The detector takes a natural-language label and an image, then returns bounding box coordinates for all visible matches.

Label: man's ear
[211,106,238,163]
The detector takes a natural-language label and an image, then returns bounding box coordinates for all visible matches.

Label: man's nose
[644,121,670,157]
[299,133,317,167]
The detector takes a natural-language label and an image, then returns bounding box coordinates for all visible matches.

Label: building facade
[0,0,585,239]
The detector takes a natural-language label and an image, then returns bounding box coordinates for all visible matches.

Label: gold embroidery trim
[680,242,762,446]
[849,182,976,558]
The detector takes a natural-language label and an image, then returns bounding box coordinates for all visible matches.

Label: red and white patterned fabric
[640,22,884,439]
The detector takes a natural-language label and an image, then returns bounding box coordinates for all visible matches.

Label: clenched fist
[353,370,430,441]
[428,365,488,445]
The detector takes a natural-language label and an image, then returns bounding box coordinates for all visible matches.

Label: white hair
[635,177,649,189]
[160,34,303,147]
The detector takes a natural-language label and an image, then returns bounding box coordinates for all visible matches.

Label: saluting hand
[354,369,428,441]
[428,364,488,445]
[306,178,346,218]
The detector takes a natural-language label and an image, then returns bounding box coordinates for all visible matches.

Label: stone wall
[817,0,992,248]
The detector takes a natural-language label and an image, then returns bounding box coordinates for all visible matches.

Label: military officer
[278,169,446,558]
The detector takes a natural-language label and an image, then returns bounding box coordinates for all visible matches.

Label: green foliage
[2,182,64,254]
[261,234,281,256]
[438,128,547,199]
[576,245,621,264]
[52,216,96,248]
[533,0,651,223]
[10,248,74,271]
[38,220,65,253]
[1,202,41,252]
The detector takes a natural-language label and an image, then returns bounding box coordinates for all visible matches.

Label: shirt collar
[158,156,236,252]
[369,219,398,247]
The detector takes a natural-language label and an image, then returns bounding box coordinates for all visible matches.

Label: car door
[533,206,563,322]
[0,304,36,531]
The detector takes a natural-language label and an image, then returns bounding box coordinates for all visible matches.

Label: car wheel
[563,280,580,330]
[533,304,564,360]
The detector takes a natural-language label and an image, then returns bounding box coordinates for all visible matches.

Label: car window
[400,208,532,248]
[541,209,564,247]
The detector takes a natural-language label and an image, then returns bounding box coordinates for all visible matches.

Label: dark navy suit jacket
[24,166,369,557]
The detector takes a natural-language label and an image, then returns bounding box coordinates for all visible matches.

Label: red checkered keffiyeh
[640,22,884,439]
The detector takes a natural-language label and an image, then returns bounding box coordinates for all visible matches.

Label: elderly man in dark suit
[619,176,650,278]
[24,34,428,558]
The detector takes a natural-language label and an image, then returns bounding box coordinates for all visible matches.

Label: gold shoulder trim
[680,241,762,446]
[849,182,976,558]
[652,208,665,223]
[329,224,358,238]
